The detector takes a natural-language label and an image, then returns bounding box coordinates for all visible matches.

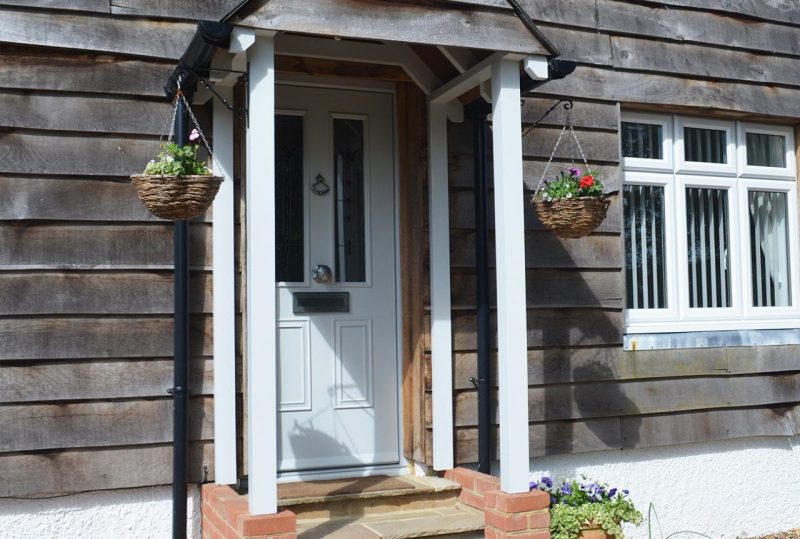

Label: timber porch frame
[205,1,556,515]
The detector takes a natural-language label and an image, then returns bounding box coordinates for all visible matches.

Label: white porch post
[245,32,278,515]
[428,101,454,471]
[212,85,237,486]
[491,57,529,493]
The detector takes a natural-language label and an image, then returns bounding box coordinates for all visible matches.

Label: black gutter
[505,0,560,58]
[164,20,234,539]
[467,58,576,475]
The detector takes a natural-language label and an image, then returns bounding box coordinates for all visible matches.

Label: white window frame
[675,116,737,176]
[621,112,673,172]
[737,122,796,179]
[623,113,800,334]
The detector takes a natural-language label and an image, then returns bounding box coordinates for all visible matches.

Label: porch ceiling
[230,0,552,56]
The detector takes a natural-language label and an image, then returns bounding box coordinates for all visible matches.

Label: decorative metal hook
[312,173,330,196]
[522,98,575,138]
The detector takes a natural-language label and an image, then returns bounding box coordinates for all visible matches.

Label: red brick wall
[201,484,296,539]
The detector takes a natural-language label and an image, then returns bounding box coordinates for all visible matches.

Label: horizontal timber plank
[0,358,213,403]
[450,230,623,270]
[0,272,212,315]
[622,405,800,449]
[597,0,800,57]
[449,189,623,234]
[654,0,800,26]
[0,442,213,497]
[0,48,171,96]
[0,316,213,360]
[446,344,800,390]
[0,0,108,12]
[0,7,195,59]
[522,126,620,163]
[610,35,800,88]
[449,269,623,309]
[110,0,240,20]
[536,66,800,118]
[444,309,623,351]
[0,93,169,135]
[452,373,800,425]
[0,177,200,222]
[239,0,549,54]
[449,417,623,463]
[0,132,157,176]
[521,98,619,131]
[517,0,800,57]
[0,397,213,452]
[0,223,212,269]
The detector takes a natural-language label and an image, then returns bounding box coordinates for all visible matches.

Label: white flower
[566,193,572,198]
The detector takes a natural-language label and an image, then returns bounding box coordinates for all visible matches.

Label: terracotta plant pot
[577,521,616,539]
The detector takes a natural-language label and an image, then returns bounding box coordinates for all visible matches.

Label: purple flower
[608,488,617,497]
[623,489,629,495]
[550,496,557,505]
[568,167,581,177]
[189,128,200,142]
[529,481,538,490]
[561,484,572,495]
[541,476,553,489]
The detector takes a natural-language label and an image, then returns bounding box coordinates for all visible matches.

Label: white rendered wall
[526,436,800,538]
[0,485,201,539]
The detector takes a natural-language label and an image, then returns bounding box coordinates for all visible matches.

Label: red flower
[579,175,595,189]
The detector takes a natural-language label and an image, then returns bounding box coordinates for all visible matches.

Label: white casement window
[622,113,798,333]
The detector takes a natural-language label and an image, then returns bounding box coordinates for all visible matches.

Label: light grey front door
[274,85,400,473]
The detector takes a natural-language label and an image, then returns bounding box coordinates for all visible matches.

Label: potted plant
[531,166,610,238]
[530,476,643,539]
[131,128,222,221]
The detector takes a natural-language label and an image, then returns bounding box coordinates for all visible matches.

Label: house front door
[274,85,400,473]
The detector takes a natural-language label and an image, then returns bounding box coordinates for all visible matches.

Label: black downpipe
[474,115,492,474]
[172,97,190,539]
[470,59,578,475]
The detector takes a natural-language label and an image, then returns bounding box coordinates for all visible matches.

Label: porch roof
[227,0,556,56]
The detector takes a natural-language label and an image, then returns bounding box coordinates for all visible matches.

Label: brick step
[296,501,485,539]
[279,476,462,520]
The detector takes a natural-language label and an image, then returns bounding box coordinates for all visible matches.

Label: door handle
[311,264,332,284]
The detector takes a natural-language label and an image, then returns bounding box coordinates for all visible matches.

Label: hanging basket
[132,80,224,221]
[532,196,610,239]
[131,174,223,220]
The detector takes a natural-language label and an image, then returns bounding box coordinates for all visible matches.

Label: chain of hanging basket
[530,114,610,239]
[131,78,223,221]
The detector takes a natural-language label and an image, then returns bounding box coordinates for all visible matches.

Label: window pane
[684,127,727,163]
[685,188,731,308]
[749,191,791,307]
[624,185,668,309]
[275,115,304,282]
[622,122,663,159]
[746,133,786,168]
[334,118,367,283]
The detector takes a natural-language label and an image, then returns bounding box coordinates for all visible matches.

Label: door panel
[275,85,399,473]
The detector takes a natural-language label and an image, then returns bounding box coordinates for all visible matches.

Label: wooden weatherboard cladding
[0,2,217,498]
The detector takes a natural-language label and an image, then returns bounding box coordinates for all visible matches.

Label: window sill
[623,329,800,351]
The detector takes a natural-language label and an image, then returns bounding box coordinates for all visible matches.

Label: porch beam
[245,32,278,515]
[212,85,237,486]
[238,0,550,55]
[427,101,454,471]
[436,45,478,73]
[491,57,529,493]
[430,52,515,105]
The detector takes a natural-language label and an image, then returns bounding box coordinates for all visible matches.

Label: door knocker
[311,173,330,196]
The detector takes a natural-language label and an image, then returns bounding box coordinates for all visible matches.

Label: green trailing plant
[530,477,643,539]
[535,166,606,202]
[143,129,211,176]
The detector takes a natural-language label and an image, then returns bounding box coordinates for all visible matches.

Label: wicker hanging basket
[530,113,610,239]
[131,174,223,220]
[132,83,223,221]
[532,197,610,239]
